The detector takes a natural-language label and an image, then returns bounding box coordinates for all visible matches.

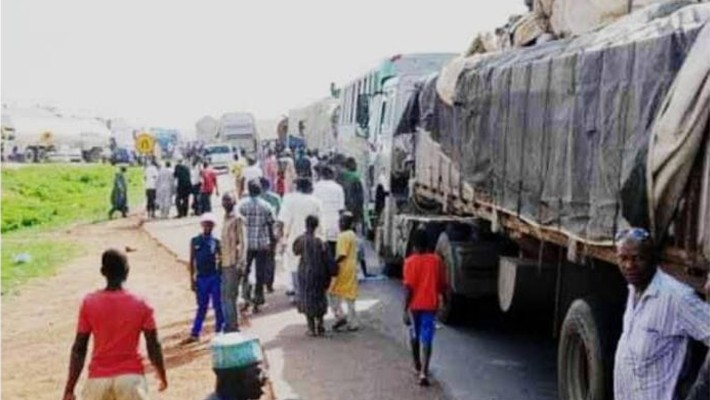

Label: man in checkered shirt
[613,228,710,400]
[238,180,275,313]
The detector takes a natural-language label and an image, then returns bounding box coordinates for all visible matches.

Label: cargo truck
[372,4,710,400]
[336,53,457,218]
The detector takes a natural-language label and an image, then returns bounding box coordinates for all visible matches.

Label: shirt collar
[629,268,663,300]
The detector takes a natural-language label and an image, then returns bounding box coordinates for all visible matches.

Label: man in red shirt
[63,249,168,400]
[403,228,445,387]
[200,161,219,213]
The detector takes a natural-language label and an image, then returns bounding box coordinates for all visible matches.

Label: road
[143,171,558,400]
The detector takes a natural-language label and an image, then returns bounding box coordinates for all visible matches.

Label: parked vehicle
[110,147,136,166]
[218,113,259,156]
[373,4,710,400]
[1,109,110,163]
[335,53,456,227]
[46,145,83,163]
[204,143,234,173]
[288,97,340,152]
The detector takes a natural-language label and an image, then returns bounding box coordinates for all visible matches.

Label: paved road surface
[143,170,558,400]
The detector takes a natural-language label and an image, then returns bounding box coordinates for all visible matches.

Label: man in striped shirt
[613,228,710,400]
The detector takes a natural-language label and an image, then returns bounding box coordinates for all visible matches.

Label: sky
[2,0,527,130]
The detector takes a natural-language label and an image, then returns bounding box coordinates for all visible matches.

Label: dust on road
[1,217,447,400]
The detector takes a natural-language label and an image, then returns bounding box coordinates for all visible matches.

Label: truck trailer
[374,3,710,399]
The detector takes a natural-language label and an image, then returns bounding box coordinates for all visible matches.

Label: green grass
[1,164,144,233]
[1,164,144,293]
[1,234,81,294]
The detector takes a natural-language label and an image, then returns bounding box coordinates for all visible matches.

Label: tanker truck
[372,3,710,399]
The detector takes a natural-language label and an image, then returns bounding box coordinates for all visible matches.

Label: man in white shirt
[144,161,159,219]
[240,157,263,198]
[613,228,710,400]
[312,166,344,257]
[278,178,322,302]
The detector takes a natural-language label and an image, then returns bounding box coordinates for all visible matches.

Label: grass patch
[1,164,143,233]
[1,233,82,294]
[1,164,144,293]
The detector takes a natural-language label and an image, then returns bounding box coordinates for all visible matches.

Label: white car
[204,144,234,173]
[47,145,83,163]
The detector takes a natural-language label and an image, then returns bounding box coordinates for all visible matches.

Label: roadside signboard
[135,133,155,155]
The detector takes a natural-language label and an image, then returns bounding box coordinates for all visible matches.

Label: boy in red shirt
[63,249,167,400]
[403,228,445,387]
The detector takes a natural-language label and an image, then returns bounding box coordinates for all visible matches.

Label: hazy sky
[2,0,527,130]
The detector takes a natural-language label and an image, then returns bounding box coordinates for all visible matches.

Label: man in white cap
[183,212,225,344]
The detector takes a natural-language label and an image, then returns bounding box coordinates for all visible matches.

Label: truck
[288,97,340,152]
[372,3,710,400]
[335,53,457,218]
[2,109,110,162]
[218,112,259,156]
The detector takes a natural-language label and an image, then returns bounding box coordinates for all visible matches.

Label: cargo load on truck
[398,1,710,265]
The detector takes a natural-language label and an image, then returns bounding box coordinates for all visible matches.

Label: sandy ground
[2,216,447,400]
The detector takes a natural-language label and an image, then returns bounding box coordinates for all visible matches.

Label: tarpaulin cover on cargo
[407,1,710,247]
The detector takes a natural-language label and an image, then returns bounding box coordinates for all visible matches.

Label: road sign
[135,133,155,155]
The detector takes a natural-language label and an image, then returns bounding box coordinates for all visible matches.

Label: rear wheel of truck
[24,148,37,162]
[435,232,465,325]
[558,298,615,400]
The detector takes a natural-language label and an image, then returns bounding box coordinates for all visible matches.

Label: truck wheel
[24,148,36,162]
[558,298,615,400]
[436,232,464,325]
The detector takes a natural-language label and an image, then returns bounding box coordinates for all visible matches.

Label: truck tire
[558,298,615,400]
[436,232,464,325]
[24,148,37,163]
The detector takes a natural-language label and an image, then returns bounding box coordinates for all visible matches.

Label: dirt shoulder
[2,217,446,399]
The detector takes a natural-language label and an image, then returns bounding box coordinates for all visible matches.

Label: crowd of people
[85,145,710,400]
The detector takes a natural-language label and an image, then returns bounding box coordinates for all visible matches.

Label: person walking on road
[279,178,322,303]
[240,158,263,198]
[184,213,225,344]
[200,162,219,213]
[231,151,248,198]
[144,161,159,219]
[613,228,710,400]
[329,212,360,332]
[174,159,192,218]
[220,193,245,333]
[260,177,281,293]
[191,159,203,215]
[238,180,276,314]
[278,149,297,194]
[63,249,168,400]
[293,215,333,337]
[263,149,278,190]
[340,157,365,232]
[156,161,175,219]
[109,166,129,219]
[294,148,312,179]
[403,228,445,387]
[312,166,345,259]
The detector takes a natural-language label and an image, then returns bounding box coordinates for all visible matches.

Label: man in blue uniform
[183,212,225,344]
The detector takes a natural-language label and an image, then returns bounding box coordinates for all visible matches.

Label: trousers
[191,184,202,215]
[145,189,156,216]
[191,274,224,337]
[175,187,191,217]
[83,374,149,400]
[221,266,241,332]
[200,192,213,213]
[242,250,269,306]
[329,295,358,328]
